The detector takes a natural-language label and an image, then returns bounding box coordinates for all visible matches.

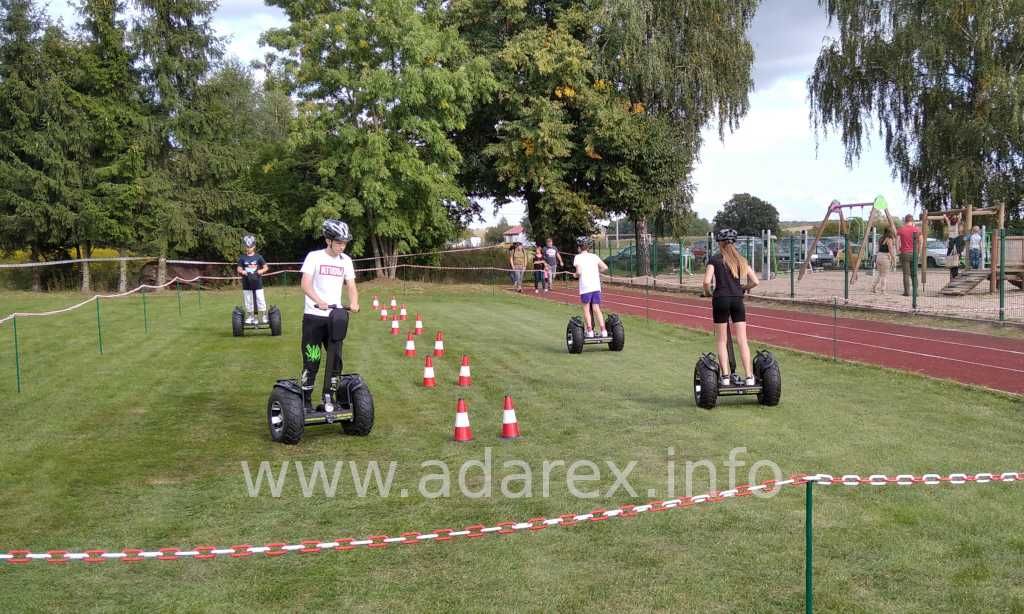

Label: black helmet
[322,219,352,242]
[575,236,592,249]
[715,228,738,244]
[242,234,256,249]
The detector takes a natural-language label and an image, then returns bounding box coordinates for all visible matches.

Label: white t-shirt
[300,249,355,317]
[573,251,603,295]
[969,232,982,250]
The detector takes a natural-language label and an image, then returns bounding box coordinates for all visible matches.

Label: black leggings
[712,295,746,324]
[300,314,342,402]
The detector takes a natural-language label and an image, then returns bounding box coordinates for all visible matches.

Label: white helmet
[322,219,352,241]
[242,234,257,249]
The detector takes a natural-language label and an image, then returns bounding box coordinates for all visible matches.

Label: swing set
[799,196,896,283]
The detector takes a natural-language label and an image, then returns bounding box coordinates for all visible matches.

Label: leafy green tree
[483,217,510,245]
[809,0,1024,221]
[262,0,496,278]
[713,193,780,236]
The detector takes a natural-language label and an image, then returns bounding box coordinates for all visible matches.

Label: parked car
[776,237,836,269]
[926,238,951,267]
[606,242,683,271]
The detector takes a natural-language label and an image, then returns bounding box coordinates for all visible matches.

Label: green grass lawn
[0,283,1022,613]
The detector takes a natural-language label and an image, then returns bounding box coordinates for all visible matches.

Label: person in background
[944,212,964,280]
[509,241,527,293]
[531,246,549,293]
[542,238,563,292]
[237,234,269,325]
[896,214,922,296]
[872,227,896,294]
[968,226,983,270]
[573,236,609,337]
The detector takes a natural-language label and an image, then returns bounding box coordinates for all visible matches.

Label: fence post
[790,238,795,299]
[197,280,202,308]
[12,315,21,393]
[679,239,684,286]
[843,233,849,302]
[805,479,814,614]
[176,280,182,317]
[95,297,104,355]
[832,297,838,361]
[911,236,919,310]
[142,292,149,334]
[652,237,658,279]
[999,229,1006,322]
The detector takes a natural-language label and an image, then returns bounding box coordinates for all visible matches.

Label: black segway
[232,274,282,337]
[566,303,625,353]
[266,306,374,444]
[693,321,781,409]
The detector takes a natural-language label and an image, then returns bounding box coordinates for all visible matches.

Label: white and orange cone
[500,395,521,439]
[379,307,388,321]
[371,295,380,310]
[404,333,417,357]
[433,331,445,357]
[399,305,408,321]
[414,314,424,335]
[390,315,401,335]
[453,398,472,442]
[422,356,436,388]
[389,297,398,308]
[457,355,472,387]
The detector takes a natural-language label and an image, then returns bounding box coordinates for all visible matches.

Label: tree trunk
[81,241,92,293]
[30,245,42,292]
[634,217,651,277]
[117,248,128,293]
[372,236,398,280]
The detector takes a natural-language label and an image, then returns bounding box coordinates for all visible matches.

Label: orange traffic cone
[422,356,436,388]
[389,297,398,308]
[399,305,408,321]
[404,333,417,357]
[453,398,472,442]
[500,395,521,439]
[433,331,445,357]
[390,315,401,335]
[371,295,380,310]
[379,307,388,321]
[457,355,472,387]
[414,314,424,335]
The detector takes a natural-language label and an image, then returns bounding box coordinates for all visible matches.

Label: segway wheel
[268,383,305,444]
[268,306,282,336]
[606,314,625,351]
[232,307,244,337]
[565,317,584,354]
[693,355,720,409]
[755,351,782,406]
[341,375,374,436]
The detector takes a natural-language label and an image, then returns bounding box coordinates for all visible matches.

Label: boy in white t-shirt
[299,219,360,407]
[572,236,609,337]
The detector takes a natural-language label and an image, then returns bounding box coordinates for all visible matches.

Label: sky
[44,0,913,228]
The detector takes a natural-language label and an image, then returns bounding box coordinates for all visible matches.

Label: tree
[483,217,510,245]
[809,1,1024,221]
[713,193,780,236]
[262,0,495,278]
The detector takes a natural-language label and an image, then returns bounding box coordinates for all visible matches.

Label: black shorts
[712,296,746,324]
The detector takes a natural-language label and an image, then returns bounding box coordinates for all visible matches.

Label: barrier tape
[1,471,1017,565]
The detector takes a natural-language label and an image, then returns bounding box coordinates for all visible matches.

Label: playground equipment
[800,196,897,283]
[922,203,1007,294]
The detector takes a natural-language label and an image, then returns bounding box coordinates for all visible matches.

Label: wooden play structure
[921,203,1018,296]
[798,196,897,283]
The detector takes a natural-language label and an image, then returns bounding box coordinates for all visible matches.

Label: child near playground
[968,226,983,269]
[299,219,360,407]
[236,234,270,325]
[944,212,964,280]
[703,228,760,386]
[872,227,897,294]
[532,246,550,293]
[573,236,609,337]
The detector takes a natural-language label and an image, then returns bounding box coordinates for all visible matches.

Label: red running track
[537,286,1024,396]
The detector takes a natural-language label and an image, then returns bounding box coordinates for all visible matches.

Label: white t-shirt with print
[300,249,355,317]
[969,232,982,250]
[573,251,603,295]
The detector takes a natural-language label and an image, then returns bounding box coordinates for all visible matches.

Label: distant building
[502,225,527,245]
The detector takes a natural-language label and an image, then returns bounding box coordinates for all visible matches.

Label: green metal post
[95,297,104,355]
[911,235,919,310]
[805,480,814,614]
[142,292,149,334]
[832,297,838,361]
[176,280,182,317]
[679,240,684,286]
[12,315,21,393]
[843,233,849,301]
[790,238,795,299]
[197,280,202,308]
[652,238,658,278]
[999,229,1006,322]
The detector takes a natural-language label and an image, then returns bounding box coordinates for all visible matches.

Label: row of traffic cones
[453,395,520,441]
[421,354,470,387]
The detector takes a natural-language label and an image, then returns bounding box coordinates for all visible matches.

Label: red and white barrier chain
[1,471,1018,565]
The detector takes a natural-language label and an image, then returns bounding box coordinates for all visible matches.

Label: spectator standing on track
[531,246,549,293]
[542,238,562,292]
[944,212,964,280]
[896,214,922,296]
[968,226,983,269]
[509,241,527,293]
[872,227,896,294]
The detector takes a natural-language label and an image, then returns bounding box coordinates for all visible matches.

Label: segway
[232,274,282,337]
[566,303,625,353]
[693,321,781,409]
[266,306,374,444]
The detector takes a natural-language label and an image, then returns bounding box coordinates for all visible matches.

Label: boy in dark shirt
[237,234,270,325]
